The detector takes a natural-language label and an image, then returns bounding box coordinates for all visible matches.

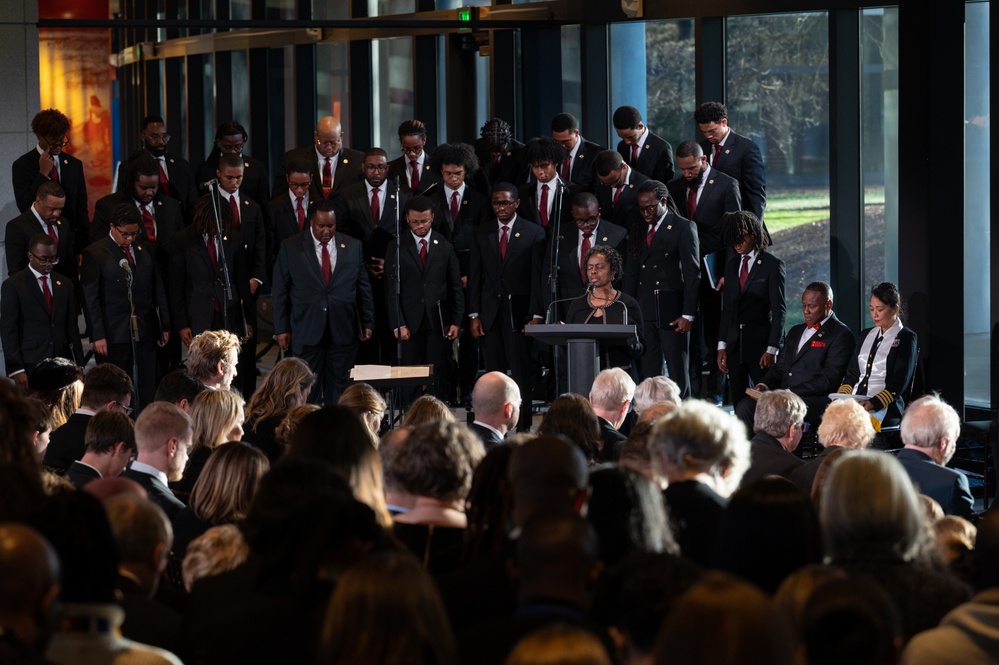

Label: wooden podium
[526,324,638,397]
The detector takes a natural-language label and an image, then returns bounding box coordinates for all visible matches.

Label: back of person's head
[103,494,171,568]
[389,420,484,503]
[508,436,589,524]
[504,624,611,665]
[900,393,960,452]
[809,446,849,508]
[134,401,193,454]
[589,368,636,412]
[84,410,136,455]
[800,577,902,665]
[190,388,244,451]
[319,550,457,665]
[591,552,701,662]
[772,564,848,638]
[586,465,676,566]
[971,509,999,590]
[0,382,40,466]
[632,376,682,414]
[154,369,206,409]
[820,450,925,562]
[182,524,249,593]
[515,511,601,604]
[653,572,795,665]
[186,330,240,385]
[817,399,875,449]
[244,357,315,428]
[401,395,455,428]
[338,382,387,434]
[933,515,976,568]
[537,393,602,462]
[754,389,807,439]
[0,522,60,644]
[612,105,642,130]
[715,477,822,594]
[80,363,134,410]
[275,403,320,450]
[471,371,520,419]
[463,440,519,562]
[190,441,269,524]
[650,400,750,496]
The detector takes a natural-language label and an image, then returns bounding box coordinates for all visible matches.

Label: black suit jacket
[1,268,82,375]
[516,180,577,242]
[430,186,491,276]
[195,151,270,207]
[594,170,649,230]
[167,224,253,336]
[623,210,701,323]
[470,422,504,448]
[700,131,767,223]
[667,167,742,256]
[273,146,364,201]
[839,326,918,427]
[618,132,674,183]
[388,153,443,195]
[12,148,89,247]
[4,209,77,284]
[116,150,198,212]
[339,179,411,260]
[42,412,93,472]
[265,193,315,272]
[384,232,464,334]
[122,467,185,518]
[564,139,604,192]
[760,313,855,417]
[473,139,530,191]
[896,448,974,519]
[66,460,101,488]
[743,432,804,486]
[272,231,375,354]
[80,236,170,345]
[542,220,628,319]
[792,444,842,493]
[90,192,184,281]
[226,193,268,286]
[719,251,786,357]
[468,216,546,331]
[662,479,726,568]
[597,417,625,462]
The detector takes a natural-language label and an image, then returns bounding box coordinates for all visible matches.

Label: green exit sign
[458,8,471,21]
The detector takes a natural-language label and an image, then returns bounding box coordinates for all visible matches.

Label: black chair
[872,346,923,453]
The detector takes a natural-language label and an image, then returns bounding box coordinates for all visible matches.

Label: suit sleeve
[741,140,767,222]
[838,336,863,393]
[447,247,465,325]
[467,234,482,316]
[871,329,917,411]
[654,140,675,184]
[384,240,402,331]
[354,243,376,331]
[767,257,787,349]
[4,223,27,276]
[12,160,48,213]
[0,278,24,373]
[168,236,190,331]
[271,242,292,335]
[251,168,270,207]
[79,249,105,342]
[70,164,89,230]
[717,257,737,348]
[248,211,267,284]
[153,256,170,333]
[725,179,743,213]
[66,287,84,365]
[804,325,856,395]
[679,218,700,317]
[951,474,975,520]
[91,198,112,243]
[761,329,795,388]
[529,227,547,319]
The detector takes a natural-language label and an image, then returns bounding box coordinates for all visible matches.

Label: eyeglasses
[574,215,600,226]
[401,145,424,156]
[365,164,389,173]
[114,229,140,239]
[639,204,663,215]
[219,141,245,153]
[45,137,70,149]
[28,252,60,265]
[317,138,342,148]
[492,200,517,208]
[145,132,171,143]
[114,401,133,415]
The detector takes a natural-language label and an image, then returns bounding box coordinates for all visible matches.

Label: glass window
[726,13,830,330]
[965,1,990,407]
[372,37,414,150]
[317,42,351,144]
[861,7,899,327]
[231,50,251,146]
[561,26,582,126]
[367,0,416,16]
[645,19,695,150]
[265,0,296,20]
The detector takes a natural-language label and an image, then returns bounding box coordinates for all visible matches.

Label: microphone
[200,178,219,189]
[545,287,592,324]
[419,181,440,198]
[119,258,132,278]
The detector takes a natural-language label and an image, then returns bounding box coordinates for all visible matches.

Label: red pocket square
[810,340,827,348]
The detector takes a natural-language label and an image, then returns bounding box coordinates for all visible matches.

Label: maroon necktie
[322,158,333,197]
[321,242,332,285]
[739,255,751,291]
[158,159,173,197]
[579,232,591,283]
[140,205,156,242]
[46,223,59,252]
[296,196,306,232]
[631,143,639,164]
[539,184,549,227]
[499,225,509,260]
[687,187,698,219]
[49,166,59,183]
[563,155,572,180]
[207,237,218,272]
[450,191,460,224]
[491,153,500,166]
[123,244,135,266]
[713,143,723,166]
[229,195,240,230]
[39,275,52,312]
[419,238,428,268]
[612,186,623,206]
[370,187,380,224]
[645,225,655,247]
[410,159,420,191]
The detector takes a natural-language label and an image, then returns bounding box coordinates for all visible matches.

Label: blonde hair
[338,383,386,435]
[504,624,611,665]
[190,389,245,452]
[817,399,875,449]
[275,404,320,452]
[244,358,315,433]
[934,516,976,567]
[190,442,269,524]
[187,330,241,384]
[402,395,455,428]
[182,524,249,592]
[134,401,193,453]
[34,380,84,430]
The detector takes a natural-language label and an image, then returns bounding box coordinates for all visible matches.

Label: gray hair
[901,394,960,450]
[817,399,875,450]
[589,368,636,411]
[633,376,682,414]
[754,390,807,438]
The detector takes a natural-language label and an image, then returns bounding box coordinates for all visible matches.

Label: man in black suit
[384,196,464,403]
[717,211,786,409]
[42,363,134,472]
[897,395,975,519]
[695,102,768,234]
[339,148,411,365]
[474,117,529,193]
[272,115,363,202]
[1,234,82,389]
[623,180,700,396]
[669,140,743,403]
[551,113,603,192]
[116,115,198,213]
[5,181,77,284]
[11,108,89,250]
[387,119,442,196]
[741,389,805,487]
[266,156,315,260]
[66,410,136,488]
[738,281,855,428]
[593,150,648,230]
[589,368,635,462]
[272,199,375,405]
[468,183,547,431]
[468,371,521,448]
[195,121,270,207]
[518,137,574,241]
[80,204,170,410]
[122,401,193,519]
[613,105,674,184]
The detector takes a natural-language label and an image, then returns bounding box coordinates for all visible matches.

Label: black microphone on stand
[545,284,593,324]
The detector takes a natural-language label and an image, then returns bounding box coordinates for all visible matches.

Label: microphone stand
[547,174,567,394]
[391,176,404,423]
[205,180,232,334]
[121,260,142,412]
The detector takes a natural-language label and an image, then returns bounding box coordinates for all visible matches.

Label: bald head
[317,115,341,134]
[508,436,589,527]
[472,371,522,433]
[0,523,60,645]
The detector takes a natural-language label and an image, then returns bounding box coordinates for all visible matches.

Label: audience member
[462,441,518,564]
[933,515,976,570]
[185,329,241,391]
[273,403,319,453]
[121,402,194,519]
[537,393,603,463]
[26,357,83,430]
[240,357,315,460]
[793,398,875,493]
[632,376,682,414]
[0,523,61,663]
[504,624,611,665]
[153,369,206,412]
[171,388,245,496]
[23,397,56,463]
[337,382,387,437]
[470,371,522,447]
[402,394,456,427]
[772,564,848,638]
[800,577,903,665]
[741,389,805,486]
[181,524,249,593]
[66,410,135,488]
[589,368,636,461]
[379,426,416,515]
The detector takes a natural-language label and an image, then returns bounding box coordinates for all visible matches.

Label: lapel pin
[157,200,162,206]
[343,158,349,164]
[340,243,346,248]
[756,259,762,265]
[725,149,731,155]
[244,162,250,168]
[708,179,715,185]
[55,280,62,286]
[506,151,512,157]
[601,236,608,242]
[390,194,395,200]
[667,225,672,230]
[433,239,439,245]
[514,232,521,238]
[169,158,175,164]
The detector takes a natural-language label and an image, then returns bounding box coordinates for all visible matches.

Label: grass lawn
[766,190,830,234]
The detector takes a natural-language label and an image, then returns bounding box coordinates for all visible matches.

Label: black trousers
[103,337,157,411]
[300,321,357,406]
[639,320,691,398]
[480,307,533,431]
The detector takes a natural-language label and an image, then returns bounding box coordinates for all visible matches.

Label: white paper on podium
[350,365,432,381]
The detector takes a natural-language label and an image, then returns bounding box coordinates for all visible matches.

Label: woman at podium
[565,246,645,382]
